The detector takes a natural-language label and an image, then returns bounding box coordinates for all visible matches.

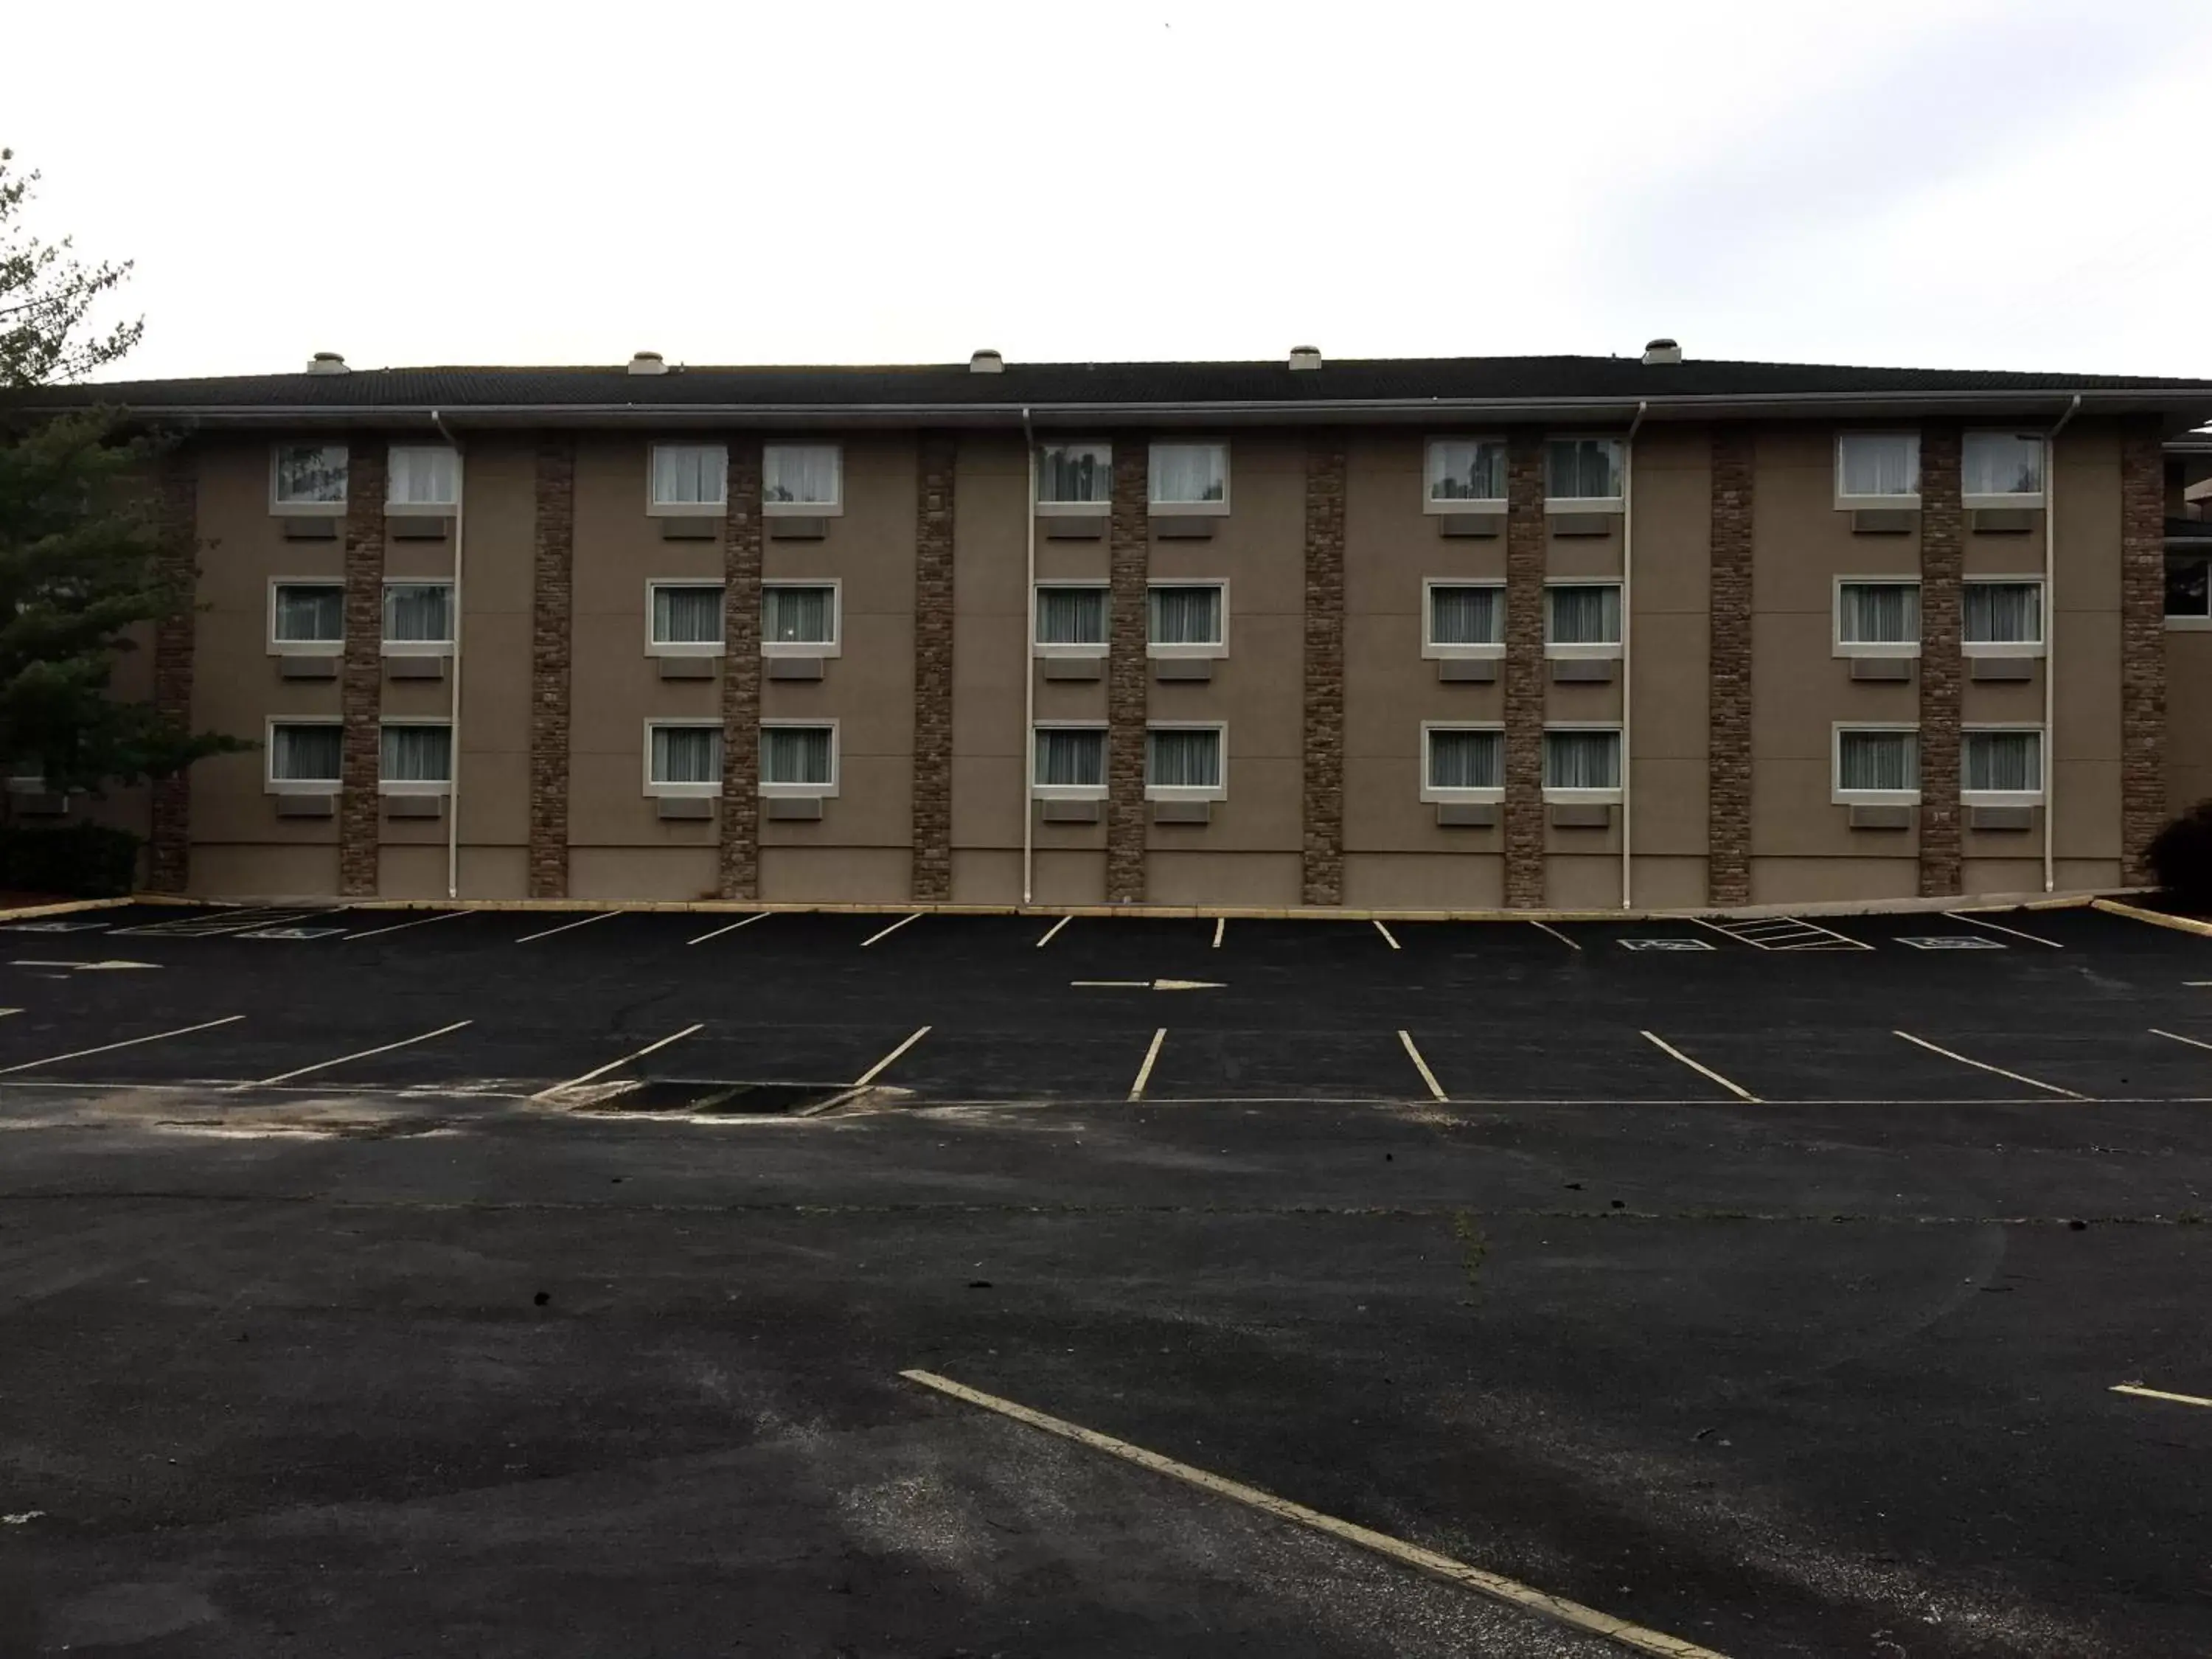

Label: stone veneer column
[2120,414,2168,883]
[1105,438,1150,904]
[1502,433,1548,910]
[718,439,765,900]
[911,434,956,900]
[1301,430,1347,905]
[338,442,389,897]
[1917,422,1964,897]
[528,438,575,899]
[1707,426,1755,908]
[145,451,199,892]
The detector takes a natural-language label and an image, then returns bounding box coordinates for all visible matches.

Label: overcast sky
[12,0,2211,383]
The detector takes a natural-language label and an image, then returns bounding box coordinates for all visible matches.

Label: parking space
[1408,1021,1725,1101]
[1136,1026,1411,1102]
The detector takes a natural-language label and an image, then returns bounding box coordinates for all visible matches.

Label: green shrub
[0,823,142,897]
[2149,800,2212,911]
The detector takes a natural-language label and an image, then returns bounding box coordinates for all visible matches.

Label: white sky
[13,0,2211,383]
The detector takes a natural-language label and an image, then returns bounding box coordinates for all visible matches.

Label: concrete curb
[0,895,153,925]
[2091,897,2212,939]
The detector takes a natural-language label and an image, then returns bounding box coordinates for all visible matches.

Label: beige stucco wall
[2170,633,2212,815]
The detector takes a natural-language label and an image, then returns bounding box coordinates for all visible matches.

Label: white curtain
[385,583,453,643]
[1147,728,1221,789]
[1427,440,1504,503]
[388,446,458,507]
[380,724,451,784]
[1548,585,1621,645]
[1840,582,1919,644]
[764,445,839,506]
[1150,444,1225,505]
[272,724,341,782]
[1840,435,1917,497]
[1036,587,1107,644]
[1964,582,2040,644]
[653,726,723,786]
[1148,585,1222,644]
[1965,731,2041,793]
[1840,731,1917,792]
[762,586,832,645]
[1963,433,2042,497]
[1035,728,1105,787]
[1428,729,1500,790]
[1430,585,1500,645]
[654,586,723,645]
[275,585,343,642]
[275,445,347,505]
[1040,444,1110,505]
[1546,438,1621,500]
[763,726,833,785]
[1545,731,1620,790]
[653,445,727,507]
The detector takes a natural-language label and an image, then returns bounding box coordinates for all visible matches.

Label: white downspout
[1020,407,1037,906]
[2042,392,2081,894]
[431,409,465,901]
[1620,400,1648,910]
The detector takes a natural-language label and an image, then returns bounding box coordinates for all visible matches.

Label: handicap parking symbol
[1897,936,2006,950]
[1620,938,1714,951]
[236,927,348,941]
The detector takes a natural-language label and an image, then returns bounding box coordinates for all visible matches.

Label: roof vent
[1641,338,1682,366]
[627,350,668,376]
[1288,345,1323,372]
[970,349,1004,375]
[306,351,348,375]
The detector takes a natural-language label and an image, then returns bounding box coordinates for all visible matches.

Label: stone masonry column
[2121,415,2168,883]
[1301,430,1347,905]
[338,442,389,897]
[1105,437,1150,904]
[1707,426,1755,908]
[528,437,575,899]
[146,451,199,892]
[719,439,765,900]
[1917,422,1964,897]
[911,434,956,901]
[1502,433,1548,910]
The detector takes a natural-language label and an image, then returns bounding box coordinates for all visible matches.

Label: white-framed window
[1425,438,1507,512]
[762,444,841,514]
[760,721,838,797]
[1545,436,1624,509]
[387,445,460,511]
[1145,723,1226,801]
[1962,578,2045,654]
[1148,441,1229,514]
[1833,725,1920,805]
[382,580,455,655]
[649,443,728,515]
[1032,723,1107,799]
[1037,442,1111,513]
[1034,582,1110,654]
[762,581,840,655]
[265,719,343,793]
[1544,582,1624,657]
[1420,723,1504,803]
[1423,580,1506,658]
[645,581,725,656]
[1147,580,1228,658]
[1835,432,1921,507]
[379,720,453,794]
[268,580,344,653]
[1542,726,1622,802]
[1963,726,2045,804]
[645,719,724,799]
[1834,578,1922,658]
[2167,550,2212,627]
[1963,431,2045,508]
[270,444,347,514]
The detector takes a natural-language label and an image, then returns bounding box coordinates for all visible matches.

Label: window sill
[646,503,729,519]
[762,643,838,659]
[762,503,843,518]
[758,785,838,799]
[1034,644,1109,660]
[2164,615,2212,631]
[1544,644,1623,661]
[1147,644,1228,661]
[650,644,726,659]
[1036,501,1110,518]
[270,502,347,518]
[647,785,723,800]
[1424,499,1506,517]
[266,783,341,797]
[381,642,456,658]
[1963,494,2045,512]
[269,641,344,656]
[1832,792,1922,807]
[1145,787,1227,804]
[1962,793,2045,808]
[1032,787,1108,802]
[1422,644,1506,661]
[1419,787,1505,806]
[1833,644,1922,660]
[1146,501,1230,518]
[1961,642,2045,658]
[1834,495,1921,512]
[378,782,453,797]
[1545,498,1623,515]
[1541,788,1622,806]
[384,504,459,517]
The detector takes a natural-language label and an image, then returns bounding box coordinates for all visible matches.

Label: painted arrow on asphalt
[9,959,161,971]
[1070,978,1224,991]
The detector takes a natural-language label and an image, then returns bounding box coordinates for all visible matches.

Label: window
[1836,433,1920,505]
[1033,726,1107,796]
[1149,442,1228,512]
[1964,728,2044,802]
[1835,580,1921,656]
[1038,442,1111,510]
[1147,582,1227,655]
[266,721,342,791]
[1545,583,1623,654]
[1034,585,1109,650]
[1425,582,1505,655]
[1545,437,1623,507]
[760,723,837,795]
[387,445,459,510]
[1543,728,1621,799]
[1425,439,1506,510]
[379,722,452,793]
[270,581,344,650]
[1962,579,2044,652]
[382,581,454,652]
[1834,727,1919,803]
[762,582,838,653]
[650,444,728,513]
[762,444,841,512]
[648,582,725,654]
[1963,432,2044,506]
[1422,725,1503,801]
[647,721,724,797]
[2168,551,2212,623]
[271,444,347,512]
[1146,724,1225,799]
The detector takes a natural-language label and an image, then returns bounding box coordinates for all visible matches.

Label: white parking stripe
[1528,920,1581,951]
[687,912,770,945]
[0,1015,245,1075]
[1893,1030,2087,1099]
[1373,920,1400,950]
[514,911,622,945]
[860,913,923,948]
[1212,917,1225,949]
[1639,1031,1759,1102]
[250,1020,473,1086]
[1947,911,2062,949]
[1128,1028,1166,1101]
[2152,1028,2212,1053]
[854,1026,931,1087]
[1397,1030,1446,1102]
[1034,915,1073,948]
[532,1023,703,1099]
[2112,1382,2212,1409]
[344,910,469,942]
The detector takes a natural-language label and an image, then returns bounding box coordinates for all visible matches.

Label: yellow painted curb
[2091,898,2212,939]
[0,895,142,924]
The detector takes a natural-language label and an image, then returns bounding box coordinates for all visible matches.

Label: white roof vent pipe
[627,350,668,376]
[970,349,1005,374]
[1288,345,1323,371]
[1641,338,1682,366]
[306,352,348,375]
